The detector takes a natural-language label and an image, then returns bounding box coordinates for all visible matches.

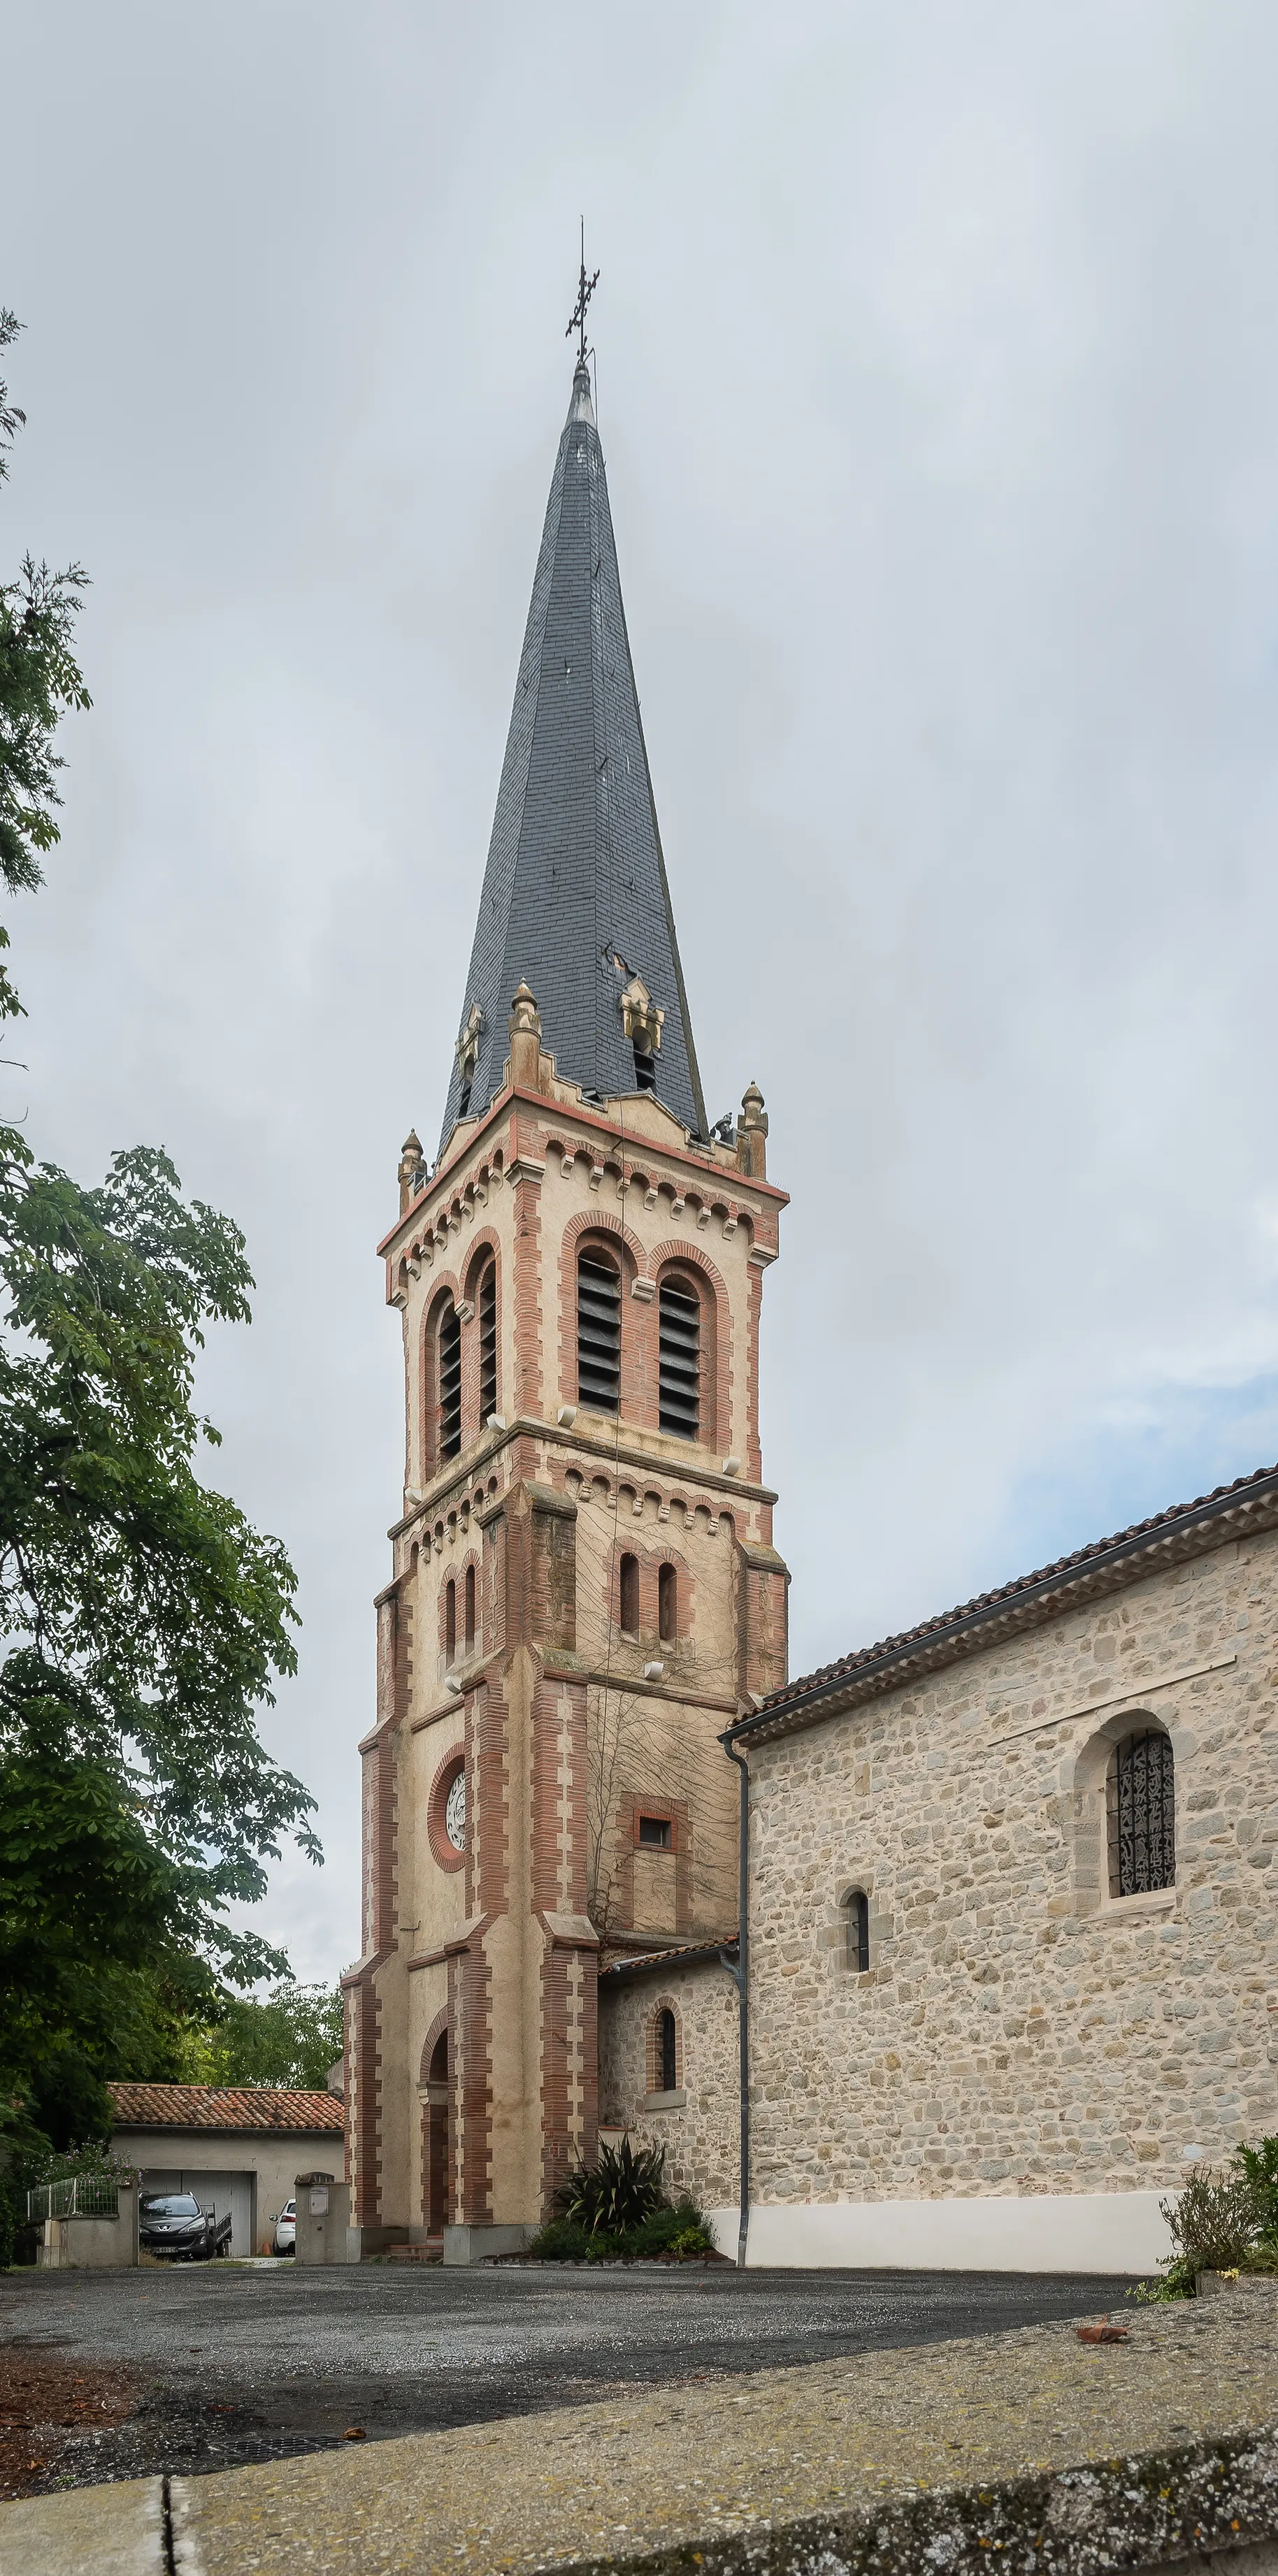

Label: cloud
[6,0,1278,1975]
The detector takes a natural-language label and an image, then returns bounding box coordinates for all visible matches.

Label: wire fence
[27,2175,120,2222]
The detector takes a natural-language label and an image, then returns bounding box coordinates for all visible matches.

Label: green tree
[0,312,320,2152]
[179,1982,345,2093]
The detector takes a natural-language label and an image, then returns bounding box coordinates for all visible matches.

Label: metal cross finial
[566,222,599,366]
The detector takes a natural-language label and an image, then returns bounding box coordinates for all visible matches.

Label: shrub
[626,2200,712,2259]
[526,2215,591,2262]
[557,2139,666,2238]
[1134,2147,1275,2301]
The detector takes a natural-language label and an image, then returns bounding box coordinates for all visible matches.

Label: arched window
[577,1247,622,1414]
[1108,1726,1175,1895]
[478,1258,498,1424]
[658,1275,700,1439]
[658,1562,677,1645]
[438,1302,462,1460]
[843,1889,870,1973]
[658,2007,677,2093]
[464,1564,475,1654]
[619,1553,640,1637]
[445,1579,457,1666]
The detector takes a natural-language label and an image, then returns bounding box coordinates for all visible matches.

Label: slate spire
[439,356,708,1150]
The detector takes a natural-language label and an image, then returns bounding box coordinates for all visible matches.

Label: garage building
[108,2083,345,2257]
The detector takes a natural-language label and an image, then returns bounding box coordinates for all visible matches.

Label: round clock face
[444,1767,467,1853]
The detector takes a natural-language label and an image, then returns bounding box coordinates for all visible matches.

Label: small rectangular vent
[577,1252,622,1414]
[478,1260,498,1423]
[439,1304,462,1460]
[658,1278,700,1438]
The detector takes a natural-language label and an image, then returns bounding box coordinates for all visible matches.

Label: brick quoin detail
[540,1937,598,2216]
[510,1119,545,1417]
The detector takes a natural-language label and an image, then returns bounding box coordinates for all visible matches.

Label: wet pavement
[0,2259,1142,2493]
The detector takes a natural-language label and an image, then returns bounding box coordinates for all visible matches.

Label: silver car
[271,2198,296,2255]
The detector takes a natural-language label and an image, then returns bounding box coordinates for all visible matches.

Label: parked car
[138,2192,233,2261]
[271,2198,296,2255]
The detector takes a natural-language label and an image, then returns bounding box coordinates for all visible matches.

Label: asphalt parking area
[0,2260,1143,2495]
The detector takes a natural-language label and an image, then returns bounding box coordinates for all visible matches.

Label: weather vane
[566,222,599,366]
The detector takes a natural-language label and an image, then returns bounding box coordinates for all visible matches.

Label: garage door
[139,2167,256,2258]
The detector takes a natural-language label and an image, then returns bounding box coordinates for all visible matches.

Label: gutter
[718,1729,750,2272]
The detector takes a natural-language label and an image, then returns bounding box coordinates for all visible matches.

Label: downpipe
[719,1730,750,2271]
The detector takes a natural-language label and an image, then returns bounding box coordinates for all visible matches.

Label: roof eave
[730,1464,1278,1751]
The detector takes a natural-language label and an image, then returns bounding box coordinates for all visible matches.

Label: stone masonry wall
[598,1958,740,2207]
[743,1523,1278,2209]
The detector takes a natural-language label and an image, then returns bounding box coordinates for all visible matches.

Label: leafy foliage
[1133,2138,1278,2301]
[177,1982,344,2093]
[0,312,90,895]
[529,2192,712,2264]
[0,309,318,2141]
[556,2136,667,2238]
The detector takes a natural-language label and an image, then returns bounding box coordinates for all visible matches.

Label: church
[344,326,1278,2271]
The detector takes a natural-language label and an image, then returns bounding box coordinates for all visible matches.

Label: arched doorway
[426,2030,449,2238]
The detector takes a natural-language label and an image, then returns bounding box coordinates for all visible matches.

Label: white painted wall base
[706,2190,1176,2272]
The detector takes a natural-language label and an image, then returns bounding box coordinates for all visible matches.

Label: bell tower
[345,337,789,2259]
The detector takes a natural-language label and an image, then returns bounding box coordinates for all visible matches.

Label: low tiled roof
[598,1939,737,1982]
[108,2082,344,2135]
[733,1461,1278,1747]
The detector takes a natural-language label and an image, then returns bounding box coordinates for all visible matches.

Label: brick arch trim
[427,1741,467,1874]
[559,1206,647,1274]
[462,1228,503,1305]
[419,2004,450,2087]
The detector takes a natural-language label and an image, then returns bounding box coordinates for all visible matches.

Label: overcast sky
[6,1,1278,1983]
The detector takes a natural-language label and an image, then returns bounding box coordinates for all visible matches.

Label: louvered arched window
[577,1247,622,1414]
[477,1257,498,1425]
[658,1275,700,1439]
[438,1302,462,1461]
[464,1564,475,1654]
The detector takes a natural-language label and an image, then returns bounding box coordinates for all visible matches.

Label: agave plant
[557,2138,666,2237]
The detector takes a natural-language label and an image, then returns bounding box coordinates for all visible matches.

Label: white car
[272,2199,296,2255]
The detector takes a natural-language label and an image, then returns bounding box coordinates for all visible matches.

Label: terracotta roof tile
[745,1460,1278,1734]
[598,1939,737,1981]
[108,2082,343,2135]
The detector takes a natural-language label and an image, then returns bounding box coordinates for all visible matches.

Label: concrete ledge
[166,2282,1278,2573]
[12,2287,1278,2575]
[443,2221,535,2265]
[705,2187,1176,2271]
[0,2475,164,2575]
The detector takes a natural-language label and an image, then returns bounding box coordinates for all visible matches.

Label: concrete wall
[38,2184,138,2269]
[114,2129,343,2256]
